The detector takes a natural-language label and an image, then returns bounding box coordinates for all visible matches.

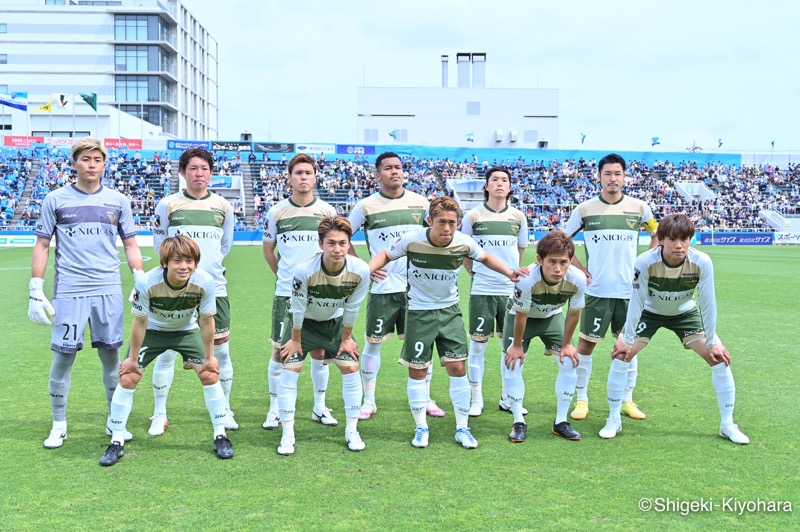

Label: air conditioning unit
[509,130,518,142]
[495,129,503,142]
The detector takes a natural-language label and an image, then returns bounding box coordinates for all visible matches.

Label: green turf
[0,244,797,530]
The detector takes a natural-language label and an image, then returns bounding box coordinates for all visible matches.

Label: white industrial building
[0,0,218,141]
[357,53,559,149]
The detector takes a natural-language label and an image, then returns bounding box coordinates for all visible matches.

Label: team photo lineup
[25,138,750,466]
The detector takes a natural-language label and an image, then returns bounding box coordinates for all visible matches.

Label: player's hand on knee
[280,340,302,362]
[28,278,55,326]
[201,355,220,375]
[611,338,632,360]
[338,338,359,362]
[119,357,142,376]
[559,344,579,367]
[708,344,731,366]
[504,345,525,370]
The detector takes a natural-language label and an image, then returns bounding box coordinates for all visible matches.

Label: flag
[466,133,474,142]
[718,138,723,148]
[388,129,397,140]
[80,92,97,111]
[52,92,74,113]
[36,99,52,113]
[651,137,661,147]
[580,132,586,145]
[0,91,28,111]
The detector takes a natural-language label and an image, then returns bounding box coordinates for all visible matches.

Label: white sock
[152,349,177,416]
[503,361,525,424]
[214,342,233,408]
[467,341,487,395]
[278,369,300,424]
[711,363,736,426]
[281,420,295,441]
[449,375,471,429]
[425,365,434,403]
[407,378,427,428]
[109,386,135,443]
[310,358,329,411]
[575,353,593,402]
[623,354,638,402]
[202,382,227,438]
[555,358,577,423]
[342,372,362,424]
[268,358,283,411]
[607,359,629,419]
[499,341,509,401]
[360,341,382,405]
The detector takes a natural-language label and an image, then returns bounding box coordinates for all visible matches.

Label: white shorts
[50,294,124,354]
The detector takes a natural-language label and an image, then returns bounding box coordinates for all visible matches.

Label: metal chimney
[441,55,449,88]
[471,53,486,88]
[456,53,470,88]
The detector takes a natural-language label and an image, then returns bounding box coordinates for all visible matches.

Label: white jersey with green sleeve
[152,191,234,297]
[263,197,336,296]
[290,253,370,327]
[348,190,428,295]
[564,195,658,299]
[131,266,216,332]
[461,203,528,296]
[385,228,485,311]
[509,264,586,319]
[623,247,718,347]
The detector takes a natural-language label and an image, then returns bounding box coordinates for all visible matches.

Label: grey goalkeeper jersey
[36,184,137,298]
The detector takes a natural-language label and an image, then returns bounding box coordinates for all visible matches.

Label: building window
[45,0,66,4]
[115,45,148,71]
[466,102,480,115]
[0,84,7,92]
[116,76,148,102]
[364,129,378,142]
[0,24,7,33]
[0,55,7,65]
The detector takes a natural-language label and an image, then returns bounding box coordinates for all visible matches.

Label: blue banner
[209,176,232,188]
[0,91,28,111]
[167,140,210,150]
[336,144,376,155]
[698,232,773,245]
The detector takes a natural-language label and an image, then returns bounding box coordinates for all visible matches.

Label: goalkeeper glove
[29,278,55,326]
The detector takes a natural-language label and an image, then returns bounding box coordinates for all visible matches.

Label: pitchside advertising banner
[698,232,774,245]
[104,138,143,149]
[4,136,45,147]
[336,144,376,155]
[296,143,336,154]
[254,142,295,153]
[211,141,252,152]
[167,140,210,150]
[775,232,800,244]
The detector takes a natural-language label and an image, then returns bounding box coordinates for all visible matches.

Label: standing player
[461,167,528,416]
[29,137,143,449]
[100,235,234,466]
[502,231,587,443]
[369,197,526,449]
[276,216,370,455]
[262,154,336,429]
[564,153,658,421]
[149,147,236,435]
[603,214,749,444]
[347,152,446,419]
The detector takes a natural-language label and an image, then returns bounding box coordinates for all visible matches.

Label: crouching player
[604,214,749,444]
[276,216,370,455]
[100,235,234,466]
[369,197,527,449]
[503,231,587,442]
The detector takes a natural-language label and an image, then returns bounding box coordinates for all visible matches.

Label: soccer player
[347,151,446,420]
[262,154,336,429]
[29,136,143,449]
[603,214,749,444]
[276,216,370,455]
[502,231,587,443]
[149,147,236,435]
[564,153,658,421]
[369,196,526,449]
[461,167,528,416]
[100,235,234,466]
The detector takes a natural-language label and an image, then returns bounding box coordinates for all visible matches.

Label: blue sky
[189,0,799,152]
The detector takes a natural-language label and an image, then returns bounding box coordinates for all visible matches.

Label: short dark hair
[375,152,402,170]
[656,213,695,241]
[288,153,317,175]
[318,215,353,241]
[598,153,626,174]
[484,167,512,202]
[536,230,575,260]
[179,147,214,173]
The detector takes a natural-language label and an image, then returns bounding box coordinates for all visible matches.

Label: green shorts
[400,304,468,369]
[634,308,705,348]
[579,295,628,343]
[365,291,407,343]
[214,296,231,340]
[502,311,564,356]
[133,329,205,368]
[469,294,509,341]
[270,295,291,347]
[280,316,358,369]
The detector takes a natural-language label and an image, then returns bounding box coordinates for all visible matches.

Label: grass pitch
[0,244,797,530]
